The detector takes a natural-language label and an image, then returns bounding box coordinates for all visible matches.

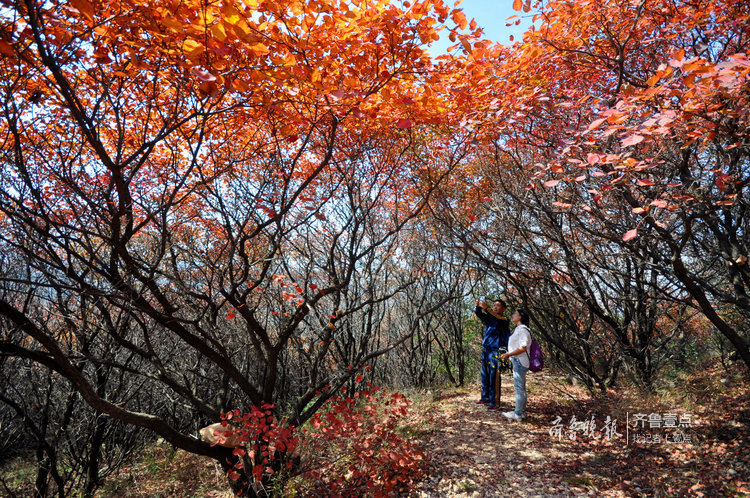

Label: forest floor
[1,364,747,497]
[405,364,749,497]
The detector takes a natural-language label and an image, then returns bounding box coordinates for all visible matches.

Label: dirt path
[407,379,615,497]
[404,366,750,497]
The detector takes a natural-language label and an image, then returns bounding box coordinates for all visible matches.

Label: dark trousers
[480,347,500,406]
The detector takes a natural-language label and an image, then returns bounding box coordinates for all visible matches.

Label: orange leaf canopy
[0,0,483,238]
[460,0,750,216]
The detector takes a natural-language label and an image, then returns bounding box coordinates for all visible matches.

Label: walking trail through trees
[407,368,749,497]
[11,365,742,496]
[410,386,593,496]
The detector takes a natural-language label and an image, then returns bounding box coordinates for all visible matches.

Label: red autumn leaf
[637,178,656,186]
[226,311,235,319]
[0,40,14,56]
[544,179,561,187]
[587,117,607,131]
[621,134,645,147]
[716,175,727,191]
[623,228,638,241]
[190,68,217,82]
[396,118,412,129]
[452,10,468,30]
[512,0,523,11]
[92,46,112,64]
[69,0,94,22]
[669,57,684,68]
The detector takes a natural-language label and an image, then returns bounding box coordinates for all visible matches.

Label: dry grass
[0,444,235,497]
[94,442,233,498]
[0,442,234,497]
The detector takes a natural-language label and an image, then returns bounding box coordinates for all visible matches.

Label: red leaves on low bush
[216,387,424,495]
[215,404,298,486]
[301,387,426,495]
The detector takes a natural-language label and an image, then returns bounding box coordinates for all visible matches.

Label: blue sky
[429,0,535,54]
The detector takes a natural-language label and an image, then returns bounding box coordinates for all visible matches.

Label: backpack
[527,336,544,372]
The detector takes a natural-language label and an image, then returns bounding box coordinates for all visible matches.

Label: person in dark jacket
[475,297,510,410]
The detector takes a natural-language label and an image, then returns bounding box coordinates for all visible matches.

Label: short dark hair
[516,309,530,325]
[493,298,506,308]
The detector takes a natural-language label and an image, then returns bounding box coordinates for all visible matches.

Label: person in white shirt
[500,309,531,421]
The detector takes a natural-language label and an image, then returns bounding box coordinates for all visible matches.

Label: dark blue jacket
[475,307,510,350]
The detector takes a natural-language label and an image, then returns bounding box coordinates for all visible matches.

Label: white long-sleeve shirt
[508,324,531,369]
